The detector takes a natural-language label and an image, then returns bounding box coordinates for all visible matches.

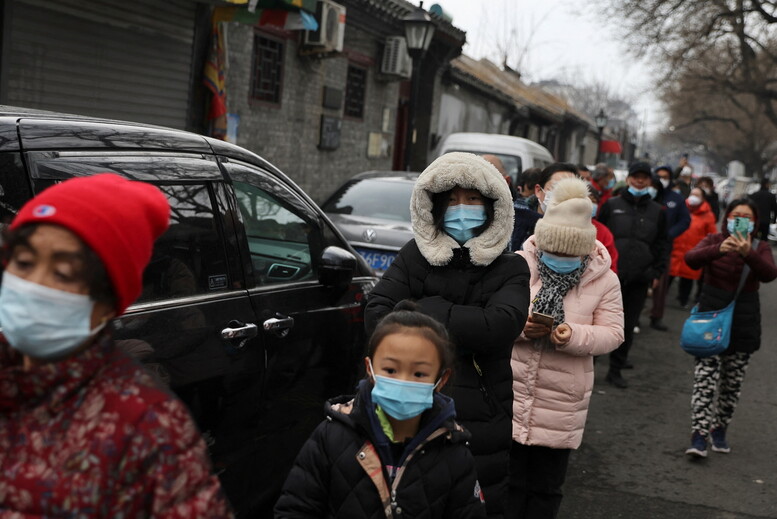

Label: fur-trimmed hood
[410,152,515,266]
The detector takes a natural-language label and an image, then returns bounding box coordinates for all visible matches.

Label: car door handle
[221,322,259,340]
[263,315,295,338]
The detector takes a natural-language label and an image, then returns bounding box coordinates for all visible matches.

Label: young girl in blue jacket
[275,301,486,519]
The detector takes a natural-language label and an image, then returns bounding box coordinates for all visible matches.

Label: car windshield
[323,178,414,222]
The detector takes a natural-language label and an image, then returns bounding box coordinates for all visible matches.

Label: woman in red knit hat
[0,174,233,518]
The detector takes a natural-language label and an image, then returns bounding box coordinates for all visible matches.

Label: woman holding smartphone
[509,178,624,518]
[683,198,777,458]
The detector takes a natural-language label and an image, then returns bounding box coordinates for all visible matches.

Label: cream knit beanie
[534,177,596,256]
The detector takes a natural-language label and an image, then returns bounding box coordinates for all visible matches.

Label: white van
[438,132,554,186]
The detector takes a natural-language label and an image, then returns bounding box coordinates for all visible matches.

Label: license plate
[355,248,397,272]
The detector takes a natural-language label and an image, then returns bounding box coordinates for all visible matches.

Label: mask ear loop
[433,368,449,390]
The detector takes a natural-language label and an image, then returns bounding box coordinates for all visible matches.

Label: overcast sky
[413,0,664,133]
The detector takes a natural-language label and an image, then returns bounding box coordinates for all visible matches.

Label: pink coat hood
[511,237,624,449]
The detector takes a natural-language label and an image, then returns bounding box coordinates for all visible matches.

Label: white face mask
[659,178,670,189]
[539,188,553,213]
[0,272,101,360]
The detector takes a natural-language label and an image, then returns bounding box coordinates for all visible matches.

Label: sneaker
[685,431,708,458]
[650,319,668,331]
[710,427,731,453]
[606,371,628,389]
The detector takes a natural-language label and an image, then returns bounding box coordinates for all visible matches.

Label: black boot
[606,369,628,389]
[650,318,668,331]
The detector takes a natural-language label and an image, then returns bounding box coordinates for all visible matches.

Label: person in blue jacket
[648,165,691,331]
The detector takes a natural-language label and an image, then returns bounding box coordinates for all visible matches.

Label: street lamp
[594,108,608,164]
[402,2,435,171]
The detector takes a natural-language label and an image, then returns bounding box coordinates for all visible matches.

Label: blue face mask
[369,359,439,421]
[443,204,487,244]
[605,178,616,190]
[540,251,582,274]
[591,205,598,218]
[0,272,101,360]
[628,186,650,198]
[647,186,658,199]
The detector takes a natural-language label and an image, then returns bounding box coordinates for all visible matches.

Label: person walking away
[598,161,669,388]
[669,188,717,308]
[683,199,777,457]
[511,164,577,251]
[0,174,233,517]
[275,301,486,518]
[365,152,531,518]
[509,177,623,518]
[649,166,691,330]
[748,178,777,241]
[590,163,615,208]
[697,176,721,222]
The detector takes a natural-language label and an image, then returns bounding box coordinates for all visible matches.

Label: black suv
[0,106,376,516]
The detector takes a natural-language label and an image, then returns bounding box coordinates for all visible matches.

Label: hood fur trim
[410,152,515,266]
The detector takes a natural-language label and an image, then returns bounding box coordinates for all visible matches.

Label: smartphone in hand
[531,312,554,328]
[733,217,750,239]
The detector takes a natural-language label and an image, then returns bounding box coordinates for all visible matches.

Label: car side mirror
[318,246,356,287]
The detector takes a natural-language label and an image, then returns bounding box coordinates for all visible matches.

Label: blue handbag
[680,254,753,357]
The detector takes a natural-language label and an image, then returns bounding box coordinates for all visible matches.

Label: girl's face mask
[0,272,102,360]
[540,251,582,274]
[368,358,440,421]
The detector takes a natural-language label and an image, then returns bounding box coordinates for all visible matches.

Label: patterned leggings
[691,352,751,437]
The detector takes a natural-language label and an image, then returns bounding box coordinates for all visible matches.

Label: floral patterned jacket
[0,332,233,518]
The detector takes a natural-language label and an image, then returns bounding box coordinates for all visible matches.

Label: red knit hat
[10,174,170,315]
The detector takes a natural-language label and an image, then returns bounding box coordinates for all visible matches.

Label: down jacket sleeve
[274,421,332,518]
[364,243,416,336]
[416,255,529,355]
[365,242,531,354]
[558,270,624,357]
[444,448,488,519]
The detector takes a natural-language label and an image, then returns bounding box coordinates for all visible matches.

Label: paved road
[560,263,777,518]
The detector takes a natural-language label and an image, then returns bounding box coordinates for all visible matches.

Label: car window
[233,180,315,286]
[27,154,232,303]
[138,183,230,302]
[322,179,414,222]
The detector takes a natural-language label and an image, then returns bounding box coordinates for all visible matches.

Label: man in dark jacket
[748,179,777,240]
[598,161,670,388]
[649,165,691,331]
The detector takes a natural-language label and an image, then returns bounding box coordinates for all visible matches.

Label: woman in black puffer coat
[365,152,531,518]
[683,198,777,458]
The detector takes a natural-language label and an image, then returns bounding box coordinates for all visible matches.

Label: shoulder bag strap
[733,239,759,302]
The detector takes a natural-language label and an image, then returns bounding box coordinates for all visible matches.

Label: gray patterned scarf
[532,252,589,345]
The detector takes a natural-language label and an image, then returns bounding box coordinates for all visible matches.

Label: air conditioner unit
[380,36,412,79]
[303,0,346,53]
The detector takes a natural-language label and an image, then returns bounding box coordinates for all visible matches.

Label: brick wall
[225,22,400,203]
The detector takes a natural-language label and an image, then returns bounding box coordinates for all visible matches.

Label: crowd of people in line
[1,152,776,518]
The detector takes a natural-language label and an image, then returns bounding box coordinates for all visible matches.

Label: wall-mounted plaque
[319,115,341,150]
[322,87,343,109]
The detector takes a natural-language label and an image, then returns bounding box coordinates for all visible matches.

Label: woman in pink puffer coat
[508,177,624,519]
